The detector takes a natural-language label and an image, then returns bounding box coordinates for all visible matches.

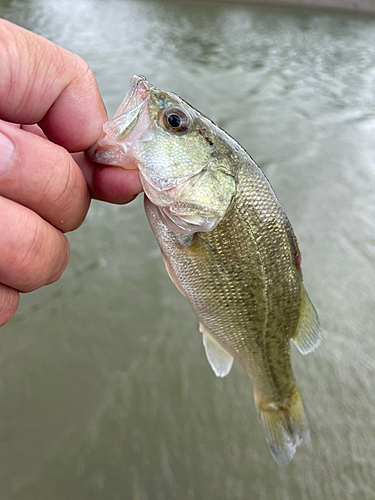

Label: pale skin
[0,19,143,327]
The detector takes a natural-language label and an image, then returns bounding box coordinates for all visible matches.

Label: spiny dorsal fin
[200,323,234,378]
[292,286,321,355]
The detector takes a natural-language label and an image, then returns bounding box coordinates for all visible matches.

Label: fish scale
[147,158,300,399]
[86,75,322,466]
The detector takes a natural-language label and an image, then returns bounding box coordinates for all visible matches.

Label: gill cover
[156,161,236,235]
[87,75,236,234]
[135,84,236,234]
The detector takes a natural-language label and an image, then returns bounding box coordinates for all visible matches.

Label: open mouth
[111,75,150,121]
[85,75,151,168]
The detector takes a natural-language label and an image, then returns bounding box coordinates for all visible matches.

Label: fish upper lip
[85,75,151,166]
[132,74,150,100]
[127,75,150,105]
[111,75,150,121]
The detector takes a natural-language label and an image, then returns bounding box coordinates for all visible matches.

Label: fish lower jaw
[85,140,130,167]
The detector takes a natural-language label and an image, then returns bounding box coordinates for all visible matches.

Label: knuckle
[13,216,70,292]
[0,284,20,328]
[0,23,50,122]
[38,146,89,231]
[0,31,15,108]
[73,56,95,83]
[39,145,73,202]
[46,235,70,286]
[68,54,97,92]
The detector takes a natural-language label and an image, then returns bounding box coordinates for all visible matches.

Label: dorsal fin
[292,286,321,355]
[199,323,234,377]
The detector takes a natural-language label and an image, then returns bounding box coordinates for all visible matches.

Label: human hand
[0,19,143,327]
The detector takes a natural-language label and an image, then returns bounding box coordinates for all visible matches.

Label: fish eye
[162,107,189,133]
[168,114,181,128]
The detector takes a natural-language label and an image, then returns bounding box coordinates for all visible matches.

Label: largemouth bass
[87,75,321,466]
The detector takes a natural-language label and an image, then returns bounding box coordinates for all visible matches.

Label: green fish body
[87,75,321,465]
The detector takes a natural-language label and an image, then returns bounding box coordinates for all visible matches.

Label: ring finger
[0,196,70,293]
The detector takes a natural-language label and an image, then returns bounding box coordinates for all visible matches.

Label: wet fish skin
[86,75,321,466]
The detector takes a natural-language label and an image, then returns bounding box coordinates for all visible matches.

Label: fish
[86,75,321,466]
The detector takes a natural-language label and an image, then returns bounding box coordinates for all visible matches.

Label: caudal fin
[255,386,311,466]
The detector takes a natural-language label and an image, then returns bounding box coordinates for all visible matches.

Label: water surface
[1,1,375,498]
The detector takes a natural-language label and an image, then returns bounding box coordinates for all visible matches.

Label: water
[1,0,375,498]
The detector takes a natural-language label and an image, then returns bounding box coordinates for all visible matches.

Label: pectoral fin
[292,286,321,355]
[199,323,234,377]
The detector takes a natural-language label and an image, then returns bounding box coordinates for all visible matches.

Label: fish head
[87,75,236,234]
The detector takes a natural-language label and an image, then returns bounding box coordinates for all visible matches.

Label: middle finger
[0,120,90,233]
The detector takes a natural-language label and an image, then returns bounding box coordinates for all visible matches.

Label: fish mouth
[85,75,151,167]
[112,75,150,120]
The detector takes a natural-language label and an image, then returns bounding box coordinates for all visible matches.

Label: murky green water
[1,0,375,498]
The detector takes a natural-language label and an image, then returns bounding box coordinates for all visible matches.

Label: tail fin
[255,386,311,466]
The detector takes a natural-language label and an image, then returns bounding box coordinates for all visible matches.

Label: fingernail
[0,131,15,174]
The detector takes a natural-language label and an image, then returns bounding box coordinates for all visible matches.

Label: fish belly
[145,158,302,402]
[144,157,313,465]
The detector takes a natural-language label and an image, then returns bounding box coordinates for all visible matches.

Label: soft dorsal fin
[199,323,234,377]
[292,286,321,355]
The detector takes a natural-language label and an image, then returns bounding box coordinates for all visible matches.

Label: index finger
[0,19,107,152]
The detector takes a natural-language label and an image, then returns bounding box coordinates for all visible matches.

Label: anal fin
[199,323,234,378]
[292,286,321,355]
